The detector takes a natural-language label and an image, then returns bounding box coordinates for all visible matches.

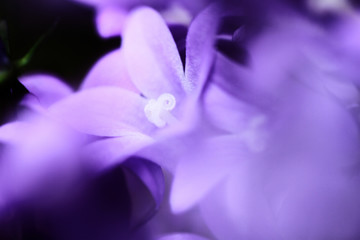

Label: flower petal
[19,74,73,108]
[0,121,29,144]
[80,50,138,92]
[157,233,210,240]
[170,135,248,213]
[122,7,185,99]
[184,5,219,94]
[83,133,154,169]
[49,87,155,137]
[203,84,257,133]
[96,7,127,37]
[123,156,165,223]
[0,116,81,203]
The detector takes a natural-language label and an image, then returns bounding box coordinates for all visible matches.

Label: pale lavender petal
[203,84,258,133]
[200,182,245,240]
[0,121,29,144]
[274,165,360,239]
[80,50,138,92]
[224,161,282,239]
[49,87,155,137]
[83,133,154,169]
[136,118,208,173]
[170,135,248,213]
[157,233,210,240]
[96,7,127,37]
[184,5,219,94]
[161,3,192,25]
[200,160,282,240]
[122,7,185,99]
[19,74,73,108]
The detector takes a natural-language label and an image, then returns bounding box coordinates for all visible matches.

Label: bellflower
[48,6,219,171]
[0,72,167,235]
[169,9,360,239]
[0,85,167,239]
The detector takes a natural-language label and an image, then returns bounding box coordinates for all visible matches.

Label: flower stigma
[144,93,177,128]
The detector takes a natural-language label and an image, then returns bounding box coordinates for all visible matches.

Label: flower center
[144,93,177,128]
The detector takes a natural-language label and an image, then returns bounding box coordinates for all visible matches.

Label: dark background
[0,0,120,88]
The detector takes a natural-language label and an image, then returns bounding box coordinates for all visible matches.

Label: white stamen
[144,93,177,128]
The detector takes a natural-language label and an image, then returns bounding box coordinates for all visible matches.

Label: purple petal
[136,121,206,173]
[19,74,73,108]
[157,233,210,240]
[0,121,29,144]
[273,166,360,239]
[123,156,165,219]
[200,182,244,240]
[179,0,213,15]
[184,5,219,94]
[0,116,82,203]
[49,87,155,137]
[83,133,154,169]
[80,49,138,92]
[122,7,185,99]
[161,4,192,25]
[203,84,258,133]
[96,7,127,37]
[170,135,248,213]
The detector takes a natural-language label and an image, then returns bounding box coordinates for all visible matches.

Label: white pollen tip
[144,93,177,128]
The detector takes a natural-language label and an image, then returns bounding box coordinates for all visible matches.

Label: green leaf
[15,21,58,69]
[0,70,10,84]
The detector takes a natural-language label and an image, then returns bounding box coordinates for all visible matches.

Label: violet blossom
[0,72,167,238]
[0,81,167,239]
[1,9,217,236]
[169,8,360,240]
[48,5,219,171]
[2,0,360,239]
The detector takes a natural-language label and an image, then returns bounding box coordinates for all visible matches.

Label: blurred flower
[169,10,360,240]
[2,1,360,239]
[73,0,214,37]
[0,112,83,208]
[0,79,166,239]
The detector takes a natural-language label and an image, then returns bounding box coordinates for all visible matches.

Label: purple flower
[169,11,360,239]
[0,76,166,239]
[0,73,81,206]
[48,6,219,170]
